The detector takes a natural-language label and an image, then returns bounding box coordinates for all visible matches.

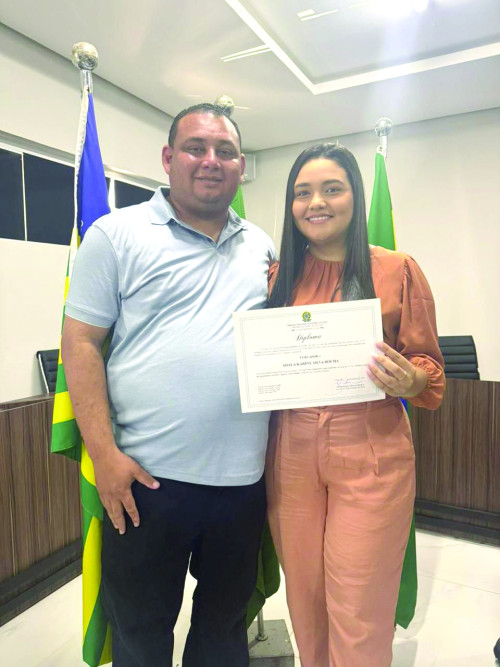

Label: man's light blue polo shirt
[65,187,276,486]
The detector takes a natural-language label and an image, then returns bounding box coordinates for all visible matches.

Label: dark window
[24,154,74,245]
[0,148,25,241]
[115,181,153,208]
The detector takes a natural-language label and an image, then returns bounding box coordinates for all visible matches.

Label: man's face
[162,113,245,218]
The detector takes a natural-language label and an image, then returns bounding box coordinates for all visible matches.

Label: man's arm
[62,316,159,534]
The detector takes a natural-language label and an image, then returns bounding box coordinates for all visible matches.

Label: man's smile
[196,176,223,182]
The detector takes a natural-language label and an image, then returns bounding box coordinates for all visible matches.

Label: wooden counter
[1,380,499,625]
[0,395,81,625]
[411,378,500,543]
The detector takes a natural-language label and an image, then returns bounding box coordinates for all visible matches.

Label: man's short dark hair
[168,103,242,150]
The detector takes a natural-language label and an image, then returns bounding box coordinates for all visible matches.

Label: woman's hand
[367,342,428,398]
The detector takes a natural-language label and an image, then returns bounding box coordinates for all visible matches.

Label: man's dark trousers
[101,475,266,667]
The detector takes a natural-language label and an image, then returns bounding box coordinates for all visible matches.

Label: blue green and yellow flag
[51,168,278,665]
[51,89,112,667]
[368,148,418,629]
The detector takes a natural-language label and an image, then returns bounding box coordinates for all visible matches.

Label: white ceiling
[1,0,499,151]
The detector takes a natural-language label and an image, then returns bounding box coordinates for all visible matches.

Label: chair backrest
[438,335,479,380]
[36,349,59,393]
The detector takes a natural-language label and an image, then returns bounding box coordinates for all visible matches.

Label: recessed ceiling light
[300,8,339,21]
[221,45,271,62]
[297,9,315,18]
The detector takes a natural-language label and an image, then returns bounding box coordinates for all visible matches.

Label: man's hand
[367,341,428,398]
[93,447,160,535]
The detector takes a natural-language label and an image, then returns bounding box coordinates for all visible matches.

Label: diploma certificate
[233,298,385,412]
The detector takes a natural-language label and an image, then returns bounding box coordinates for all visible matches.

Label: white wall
[0,240,68,400]
[1,24,499,397]
[0,24,172,183]
[0,25,172,403]
[243,108,500,381]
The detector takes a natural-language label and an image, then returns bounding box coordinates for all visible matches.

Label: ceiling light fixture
[300,9,339,21]
[297,9,315,18]
[221,45,271,62]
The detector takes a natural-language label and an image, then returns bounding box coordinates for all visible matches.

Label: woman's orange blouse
[269,246,445,410]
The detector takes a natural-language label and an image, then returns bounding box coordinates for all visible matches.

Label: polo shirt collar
[148,186,247,232]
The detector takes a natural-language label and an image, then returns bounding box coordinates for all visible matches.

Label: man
[62,103,276,666]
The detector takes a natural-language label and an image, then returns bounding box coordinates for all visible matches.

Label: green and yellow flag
[51,88,112,666]
[230,186,281,624]
[368,150,396,250]
[368,148,418,629]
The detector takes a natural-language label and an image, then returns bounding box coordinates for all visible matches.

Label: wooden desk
[1,381,498,625]
[411,378,500,543]
[0,395,81,625]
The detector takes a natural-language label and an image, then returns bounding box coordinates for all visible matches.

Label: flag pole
[66,43,99,278]
[71,42,99,187]
[374,117,392,159]
[214,92,270,642]
[65,41,114,667]
[371,116,419,630]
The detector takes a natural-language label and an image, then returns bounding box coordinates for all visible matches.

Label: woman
[266,144,445,667]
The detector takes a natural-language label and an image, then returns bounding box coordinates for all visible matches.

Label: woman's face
[292,158,354,260]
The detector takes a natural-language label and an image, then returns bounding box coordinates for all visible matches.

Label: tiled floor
[1,531,499,666]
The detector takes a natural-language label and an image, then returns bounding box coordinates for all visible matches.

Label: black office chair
[438,335,479,380]
[36,349,59,393]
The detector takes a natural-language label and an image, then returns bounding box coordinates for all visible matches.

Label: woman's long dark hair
[268,144,375,308]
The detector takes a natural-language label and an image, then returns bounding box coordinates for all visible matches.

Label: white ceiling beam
[313,42,500,94]
[224,0,500,95]
[224,0,316,93]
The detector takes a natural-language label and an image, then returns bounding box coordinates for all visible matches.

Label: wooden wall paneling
[439,379,457,506]
[451,379,473,508]
[412,395,440,500]
[8,402,52,573]
[47,451,82,552]
[0,409,15,582]
[412,378,500,543]
[435,379,454,505]
[30,401,54,558]
[470,381,492,511]
[5,404,33,574]
[1,396,83,624]
[0,395,52,411]
[489,383,500,513]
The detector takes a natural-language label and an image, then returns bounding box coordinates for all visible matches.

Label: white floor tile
[393,572,500,666]
[0,577,84,667]
[416,530,500,595]
[1,531,499,667]
[35,634,85,667]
